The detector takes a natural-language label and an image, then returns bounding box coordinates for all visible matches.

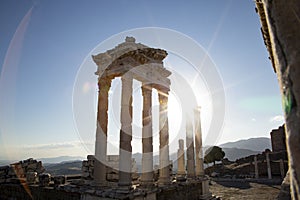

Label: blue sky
[0,0,283,160]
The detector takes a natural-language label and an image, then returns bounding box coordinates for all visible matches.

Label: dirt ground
[209,180,281,200]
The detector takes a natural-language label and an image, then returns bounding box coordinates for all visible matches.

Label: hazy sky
[0,0,283,160]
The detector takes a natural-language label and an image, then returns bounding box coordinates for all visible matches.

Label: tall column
[254,155,259,179]
[177,139,185,176]
[266,152,272,179]
[118,74,133,187]
[194,107,204,177]
[141,84,153,185]
[94,77,111,184]
[186,114,195,178]
[158,88,170,185]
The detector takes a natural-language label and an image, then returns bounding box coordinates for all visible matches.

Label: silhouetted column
[119,74,133,187]
[177,139,185,176]
[158,88,170,185]
[94,77,111,184]
[186,114,195,178]
[266,152,272,179]
[256,1,300,198]
[141,84,153,185]
[254,155,259,179]
[194,107,204,177]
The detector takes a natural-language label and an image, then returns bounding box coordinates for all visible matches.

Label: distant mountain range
[219,137,271,152]
[38,156,85,164]
[0,137,272,173]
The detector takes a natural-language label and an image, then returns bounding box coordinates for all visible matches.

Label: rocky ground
[209,179,281,200]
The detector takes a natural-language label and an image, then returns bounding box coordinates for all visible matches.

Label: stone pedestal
[199,178,212,200]
[186,115,195,178]
[119,74,133,187]
[94,78,111,184]
[141,85,154,186]
[158,89,170,185]
[266,152,272,179]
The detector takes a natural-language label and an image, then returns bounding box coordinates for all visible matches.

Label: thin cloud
[22,141,93,150]
[269,115,284,123]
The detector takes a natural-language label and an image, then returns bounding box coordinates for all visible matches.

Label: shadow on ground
[213,180,251,189]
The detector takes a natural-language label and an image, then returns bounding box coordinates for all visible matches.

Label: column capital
[141,84,152,96]
[98,77,112,92]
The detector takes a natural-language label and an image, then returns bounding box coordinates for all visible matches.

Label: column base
[116,184,133,191]
[176,174,186,182]
[91,180,108,187]
[118,180,132,189]
[140,180,154,188]
[157,177,170,186]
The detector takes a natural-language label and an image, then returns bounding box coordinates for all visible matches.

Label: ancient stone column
[94,77,111,184]
[158,88,170,185]
[194,107,204,177]
[266,152,272,179]
[256,1,300,198]
[118,74,133,187]
[177,139,185,176]
[141,84,153,185]
[254,155,259,179]
[186,114,195,178]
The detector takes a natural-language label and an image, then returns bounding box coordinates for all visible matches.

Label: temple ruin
[0,37,213,200]
[90,37,211,198]
[92,36,172,187]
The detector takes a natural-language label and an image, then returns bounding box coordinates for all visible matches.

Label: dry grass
[210,180,281,200]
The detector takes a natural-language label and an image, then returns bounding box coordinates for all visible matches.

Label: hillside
[222,147,259,161]
[219,137,271,152]
[38,156,85,164]
[44,160,82,175]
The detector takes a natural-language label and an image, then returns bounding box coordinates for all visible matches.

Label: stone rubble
[0,158,45,184]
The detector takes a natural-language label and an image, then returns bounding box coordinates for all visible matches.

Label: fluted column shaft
[186,114,195,178]
[194,108,204,177]
[177,139,185,176]
[118,74,133,187]
[94,77,111,184]
[141,84,153,185]
[158,89,170,185]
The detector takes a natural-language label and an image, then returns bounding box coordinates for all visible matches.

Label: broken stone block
[54,175,66,186]
[26,172,37,184]
[39,173,51,187]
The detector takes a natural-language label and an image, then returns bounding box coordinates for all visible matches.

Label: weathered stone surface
[54,175,66,186]
[39,173,51,187]
[277,171,291,200]
[256,0,300,198]
[0,158,45,183]
[26,172,37,184]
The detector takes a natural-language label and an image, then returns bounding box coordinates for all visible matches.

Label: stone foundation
[0,179,214,200]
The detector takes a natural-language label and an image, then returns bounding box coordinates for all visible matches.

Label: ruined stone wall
[270,125,287,152]
[0,184,81,200]
[0,158,45,183]
[0,181,209,200]
[81,155,139,181]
